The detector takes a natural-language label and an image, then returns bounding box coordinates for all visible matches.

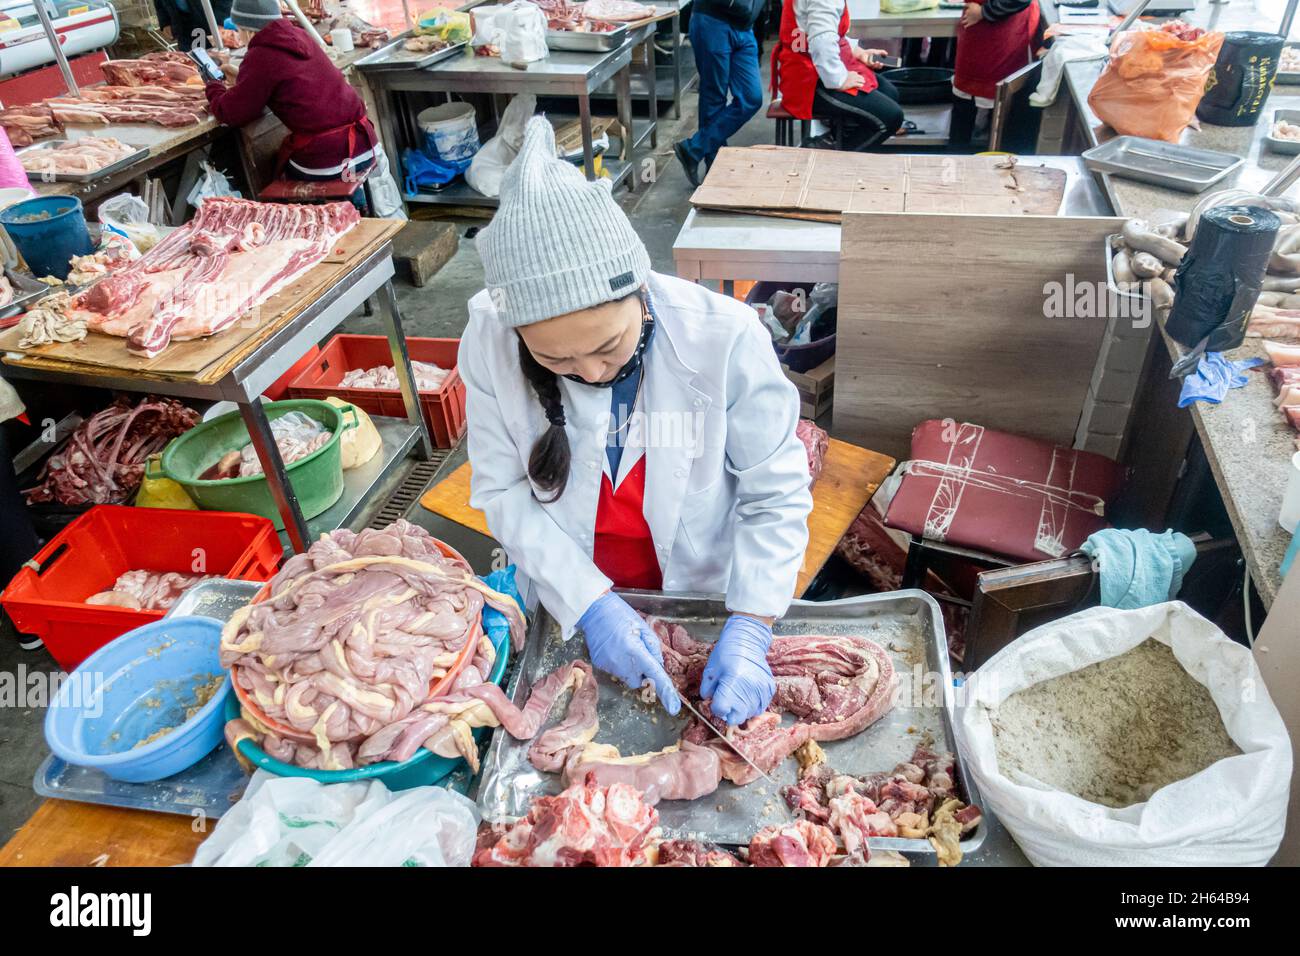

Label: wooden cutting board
[418,439,895,597]
[0,217,402,384]
[689,147,1067,221]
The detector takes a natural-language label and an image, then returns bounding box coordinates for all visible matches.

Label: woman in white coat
[460,118,813,727]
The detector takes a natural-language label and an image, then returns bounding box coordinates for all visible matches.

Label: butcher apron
[952,0,1040,104]
[274,116,378,179]
[592,455,663,591]
[771,0,876,121]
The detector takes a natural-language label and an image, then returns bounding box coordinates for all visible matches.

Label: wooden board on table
[0,218,403,385]
[419,439,896,598]
[689,147,1066,222]
[833,211,1124,459]
[0,799,203,867]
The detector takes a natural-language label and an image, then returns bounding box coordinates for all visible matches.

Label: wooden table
[420,437,895,597]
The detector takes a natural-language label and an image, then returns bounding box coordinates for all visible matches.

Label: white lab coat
[459,271,814,640]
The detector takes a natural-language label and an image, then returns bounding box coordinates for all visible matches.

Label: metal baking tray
[477,589,986,860]
[1082,136,1243,193]
[545,22,629,53]
[0,267,53,324]
[1266,109,1300,155]
[16,138,149,184]
[355,34,467,72]
[1278,44,1300,85]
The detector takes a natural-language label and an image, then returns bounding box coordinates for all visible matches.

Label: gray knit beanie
[477,116,651,327]
[230,0,281,30]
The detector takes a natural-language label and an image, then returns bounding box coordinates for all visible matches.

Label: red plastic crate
[262,344,321,402]
[1,506,281,670]
[287,334,467,447]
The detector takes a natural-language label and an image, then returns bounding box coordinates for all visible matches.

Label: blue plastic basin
[44,616,232,783]
[0,195,94,280]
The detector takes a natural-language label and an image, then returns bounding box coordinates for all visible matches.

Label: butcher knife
[668,688,781,788]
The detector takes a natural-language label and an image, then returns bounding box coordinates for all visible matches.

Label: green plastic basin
[159,400,357,529]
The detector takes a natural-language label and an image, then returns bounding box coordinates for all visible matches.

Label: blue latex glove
[578,593,681,715]
[700,614,776,727]
[1178,352,1266,408]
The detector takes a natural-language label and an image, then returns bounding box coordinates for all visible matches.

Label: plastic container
[45,617,231,783]
[288,334,467,447]
[744,281,838,373]
[159,399,357,529]
[0,194,94,279]
[880,66,953,106]
[418,102,480,163]
[1,506,280,670]
[262,345,321,402]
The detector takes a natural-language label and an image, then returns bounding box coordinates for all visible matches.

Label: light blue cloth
[1080,529,1197,610]
[1178,351,1266,408]
[1282,532,1299,580]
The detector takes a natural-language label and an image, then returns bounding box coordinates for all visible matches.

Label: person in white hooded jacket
[460,117,813,727]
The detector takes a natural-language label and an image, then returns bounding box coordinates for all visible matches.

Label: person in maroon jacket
[205,0,378,191]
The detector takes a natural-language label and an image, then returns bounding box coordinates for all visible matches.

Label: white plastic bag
[187,161,241,210]
[955,602,1291,866]
[239,410,331,476]
[465,93,536,198]
[365,145,408,220]
[192,770,480,866]
[497,0,548,64]
[98,193,162,253]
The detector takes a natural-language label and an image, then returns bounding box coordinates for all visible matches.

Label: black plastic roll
[1197,32,1285,126]
[1166,205,1279,352]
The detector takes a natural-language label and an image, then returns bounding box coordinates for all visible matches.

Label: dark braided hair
[517,336,571,502]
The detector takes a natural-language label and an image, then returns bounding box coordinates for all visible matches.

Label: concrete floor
[0,61,779,842]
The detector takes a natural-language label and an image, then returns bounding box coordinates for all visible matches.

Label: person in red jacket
[205,0,378,188]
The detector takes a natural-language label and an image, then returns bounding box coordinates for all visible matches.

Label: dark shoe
[674,141,703,187]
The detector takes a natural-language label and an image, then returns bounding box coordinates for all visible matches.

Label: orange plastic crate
[287,334,467,447]
[1,506,281,670]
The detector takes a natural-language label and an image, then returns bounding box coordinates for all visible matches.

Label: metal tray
[1278,44,1300,85]
[355,34,467,72]
[1082,136,1243,194]
[0,267,53,323]
[16,138,149,184]
[477,589,986,859]
[1266,109,1300,155]
[164,578,265,622]
[545,22,629,53]
[1104,234,1149,311]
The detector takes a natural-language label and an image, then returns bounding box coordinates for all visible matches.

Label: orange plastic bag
[1087,28,1225,143]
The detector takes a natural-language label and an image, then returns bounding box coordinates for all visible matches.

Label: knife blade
[673,691,781,789]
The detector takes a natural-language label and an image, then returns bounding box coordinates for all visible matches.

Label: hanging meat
[23,396,199,506]
[220,520,525,771]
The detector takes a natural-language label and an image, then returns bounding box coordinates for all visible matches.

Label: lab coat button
[693,398,703,408]
[675,468,686,478]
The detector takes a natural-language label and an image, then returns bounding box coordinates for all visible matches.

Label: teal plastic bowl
[223,623,510,790]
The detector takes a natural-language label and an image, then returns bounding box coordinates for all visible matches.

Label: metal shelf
[404,156,635,207]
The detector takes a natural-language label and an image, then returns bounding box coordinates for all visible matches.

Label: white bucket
[417,102,480,163]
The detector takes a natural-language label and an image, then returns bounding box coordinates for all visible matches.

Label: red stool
[257,165,374,210]
[767,98,811,148]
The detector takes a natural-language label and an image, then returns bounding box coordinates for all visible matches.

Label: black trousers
[811,75,905,152]
[0,425,38,587]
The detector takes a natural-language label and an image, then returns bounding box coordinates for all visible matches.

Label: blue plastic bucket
[44,616,232,783]
[0,195,94,280]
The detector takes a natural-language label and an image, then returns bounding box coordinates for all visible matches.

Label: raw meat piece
[829,790,898,860]
[0,104,62,145]
[220,520,525,770]
[837,505,906,591]
[24,396,199,505]
[473,774,660,867]
[0,275,11,308]
[86,569,212,611]
[1247,305,1300,342]
[795,418,829,487]
[561,740,723,803]
[65,198,359,358]
[100,54,201,88]
[654,840,741,866]
[339,361,449,392]
[1265,340,1300,367]
[746,820,837,867]
[681,706,810,785]
[18,137,136,177]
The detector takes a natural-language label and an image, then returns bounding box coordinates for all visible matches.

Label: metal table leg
[671,10,682,120]
[616,67,635,191]
[641,33,658,150]
[240,400,311,553]
[578,93,597,181]
[378,279,434,461]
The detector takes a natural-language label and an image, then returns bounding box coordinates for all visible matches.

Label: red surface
[0,52,108,109]
[953,0,1040,101]
[883,420,1125,564]
[1,506,281,670]
[288,334,467,447]
[593,455,662,590]
[262,345,321,401]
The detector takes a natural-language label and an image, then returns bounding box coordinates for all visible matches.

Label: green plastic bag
[881,0,939,13]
